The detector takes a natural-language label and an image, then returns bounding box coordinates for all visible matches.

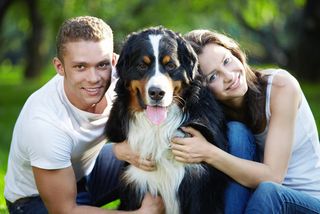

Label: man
[4,16,163,214]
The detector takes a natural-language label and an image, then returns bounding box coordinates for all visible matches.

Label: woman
[171,29,320,213]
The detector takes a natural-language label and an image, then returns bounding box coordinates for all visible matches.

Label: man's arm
[32,166,164,214]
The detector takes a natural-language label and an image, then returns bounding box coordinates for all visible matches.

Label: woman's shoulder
[260,68,300,92]
[261,68,301,110]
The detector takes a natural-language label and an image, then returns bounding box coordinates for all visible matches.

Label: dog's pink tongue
[146,106,167,125]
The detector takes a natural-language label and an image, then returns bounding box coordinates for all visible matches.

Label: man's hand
[138,193,165,214]
[112,141,156,171]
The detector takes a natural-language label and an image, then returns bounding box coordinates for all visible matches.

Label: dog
[105,26,228,214]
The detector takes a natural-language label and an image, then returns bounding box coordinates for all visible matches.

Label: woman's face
[198,43,248,107]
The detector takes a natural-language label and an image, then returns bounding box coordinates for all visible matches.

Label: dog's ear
[105,78,130,142]
[116,32,142,81]
[177,36,199,81]
[115,44,127,80]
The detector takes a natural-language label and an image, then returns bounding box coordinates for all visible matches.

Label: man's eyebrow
[97,59,111,64]
[71,61,87,65]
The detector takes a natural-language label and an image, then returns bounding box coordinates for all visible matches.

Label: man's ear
[112,53,118,67]
[53,57,65,76]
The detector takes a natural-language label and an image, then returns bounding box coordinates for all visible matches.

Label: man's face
[54,39,115,112]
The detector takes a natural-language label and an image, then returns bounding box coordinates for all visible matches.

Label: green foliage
[230,0,305,29]
[0,0,308,69]
[242,1,279,27]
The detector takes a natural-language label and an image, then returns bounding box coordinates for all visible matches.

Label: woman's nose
[222,69,234,83]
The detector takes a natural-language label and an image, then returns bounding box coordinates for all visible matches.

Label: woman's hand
[171,127,214,164]
[112,141,156,171]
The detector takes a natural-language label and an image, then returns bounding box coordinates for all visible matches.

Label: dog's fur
[106,27,228,214]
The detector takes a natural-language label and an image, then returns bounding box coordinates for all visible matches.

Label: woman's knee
[227,121,255,159]
[252,181,283,202]
[245,182,283,213]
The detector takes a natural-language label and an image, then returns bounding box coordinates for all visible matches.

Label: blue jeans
[6,143,124,214]
[224,121,257,214]
[245,181,320,214]
[224,122,320,214]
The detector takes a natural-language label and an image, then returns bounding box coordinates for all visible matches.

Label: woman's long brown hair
[184,29,268,133]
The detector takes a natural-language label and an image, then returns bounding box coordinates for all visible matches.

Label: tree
[0,0,15,48]
[24,0,44,78]
[226,0,320,81]
[292,0,320,81]
[1,0,319,81]
[0,0,44,79]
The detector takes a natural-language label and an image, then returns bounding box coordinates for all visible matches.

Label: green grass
[300,82,320,130]
[0,66,56,213]
[0,66,319,213]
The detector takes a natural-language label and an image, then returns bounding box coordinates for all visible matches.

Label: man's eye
[98,63,110,69]
[75,65,85,70]
[165,62,176,71]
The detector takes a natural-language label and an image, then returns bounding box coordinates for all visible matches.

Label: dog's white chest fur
[124,104,203,214]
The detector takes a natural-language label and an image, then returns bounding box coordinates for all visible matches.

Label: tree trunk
[292,0,320,81]
[24,0,44,79]
[0,0,14,48]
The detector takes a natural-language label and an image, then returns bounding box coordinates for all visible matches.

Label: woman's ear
[53,57,65,76]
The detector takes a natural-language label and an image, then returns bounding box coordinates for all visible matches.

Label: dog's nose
[148,86,165,101]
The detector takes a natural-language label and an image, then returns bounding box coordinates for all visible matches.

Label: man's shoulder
[17,75,68,124]
[27,75,63,108]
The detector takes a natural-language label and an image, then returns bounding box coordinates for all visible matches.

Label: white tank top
[254,69,320,199]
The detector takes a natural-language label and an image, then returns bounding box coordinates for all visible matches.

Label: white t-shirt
[255,69,320,199]
[4,74,116,202]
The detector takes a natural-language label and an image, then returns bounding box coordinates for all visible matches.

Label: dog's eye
[137,63,148,71]
[165,62,176,71]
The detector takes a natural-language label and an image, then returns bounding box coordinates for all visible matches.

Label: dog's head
[116,26,198,125]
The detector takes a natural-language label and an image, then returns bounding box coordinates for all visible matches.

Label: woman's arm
[171,70,301,188]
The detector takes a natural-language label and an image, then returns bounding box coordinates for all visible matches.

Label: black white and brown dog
[106,27,228,214]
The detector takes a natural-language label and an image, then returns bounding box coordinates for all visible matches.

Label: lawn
[0,66,319,213]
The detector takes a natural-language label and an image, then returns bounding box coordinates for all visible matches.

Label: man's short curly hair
[56,16,113,61]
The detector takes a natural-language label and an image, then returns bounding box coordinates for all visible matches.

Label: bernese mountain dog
[105,26,228,214]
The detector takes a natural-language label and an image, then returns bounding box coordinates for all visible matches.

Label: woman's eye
[208,73,217,82]
[165,62,176,71]
[223,57,231,66]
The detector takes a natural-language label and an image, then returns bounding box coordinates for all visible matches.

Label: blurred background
[0,0,319,212]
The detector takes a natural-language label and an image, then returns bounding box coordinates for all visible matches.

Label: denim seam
[279,197,320,214]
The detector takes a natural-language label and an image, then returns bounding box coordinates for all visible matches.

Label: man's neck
[86,97,107,114]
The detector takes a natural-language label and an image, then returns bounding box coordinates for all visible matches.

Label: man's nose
[88,68,100,83]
